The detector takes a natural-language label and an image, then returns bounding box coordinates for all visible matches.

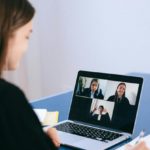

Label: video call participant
[107,83,129,105]
[107,83,130,128]
[90,105,110,122]
[79,79,104,99]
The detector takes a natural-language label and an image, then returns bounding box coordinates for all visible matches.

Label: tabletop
[30,73,150,150]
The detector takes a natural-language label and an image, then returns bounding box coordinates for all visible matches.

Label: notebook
[33,109,47,123]
[43,111,59,126]
[33,109,59,125]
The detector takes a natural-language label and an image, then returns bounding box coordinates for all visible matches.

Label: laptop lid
[68,70,143,134]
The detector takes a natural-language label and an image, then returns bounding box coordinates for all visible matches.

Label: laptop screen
[68,71,143,134]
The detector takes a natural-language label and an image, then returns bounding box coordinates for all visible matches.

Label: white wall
[50,0,149,89]
[35,0,150,101]
[6,0,150,101]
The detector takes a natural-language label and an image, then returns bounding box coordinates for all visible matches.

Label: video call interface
[70,76,139,133]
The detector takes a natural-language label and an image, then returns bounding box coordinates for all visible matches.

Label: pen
[135,129,145,145]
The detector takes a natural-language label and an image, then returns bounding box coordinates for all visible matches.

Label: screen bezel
[68,70,143,134]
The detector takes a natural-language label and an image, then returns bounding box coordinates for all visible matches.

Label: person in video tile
[80,79,104,99]
[107,83,130,128]
[107,83,130,116]
[90,105,110,122]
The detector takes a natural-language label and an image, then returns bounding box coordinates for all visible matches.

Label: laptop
[45,71,143,150]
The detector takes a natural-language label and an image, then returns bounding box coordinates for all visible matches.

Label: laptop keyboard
[54,122,123,142]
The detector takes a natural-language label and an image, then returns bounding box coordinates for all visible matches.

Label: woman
[107,83,130,116]
[80,79,104,99]
[0,0,59,150]
[107,83,130,115]
[107,83,129,104]
[0,1,148,150]
[107,83,130,128]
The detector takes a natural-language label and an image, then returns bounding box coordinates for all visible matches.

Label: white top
[91,91,95,98]
[97,114,102,121]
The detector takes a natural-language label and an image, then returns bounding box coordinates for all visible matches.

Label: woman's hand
[45,127,60,148]
[125,141,150,150]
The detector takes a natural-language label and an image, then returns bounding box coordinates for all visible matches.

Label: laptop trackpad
[74,138,105,150]
[59,133,85,144]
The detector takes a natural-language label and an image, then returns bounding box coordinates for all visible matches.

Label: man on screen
[90,105,110,123]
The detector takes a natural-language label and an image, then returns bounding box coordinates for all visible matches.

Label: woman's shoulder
[0,78,23,93]
[107,95,115,101]
[0,78,27,103]
[0,78,18,87]
[0,79,35,123]
[123,96,130,103]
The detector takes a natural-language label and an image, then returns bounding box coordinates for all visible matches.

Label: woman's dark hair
[0,0,35,76]
[114,83,126,102]
[89,79,100,96]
